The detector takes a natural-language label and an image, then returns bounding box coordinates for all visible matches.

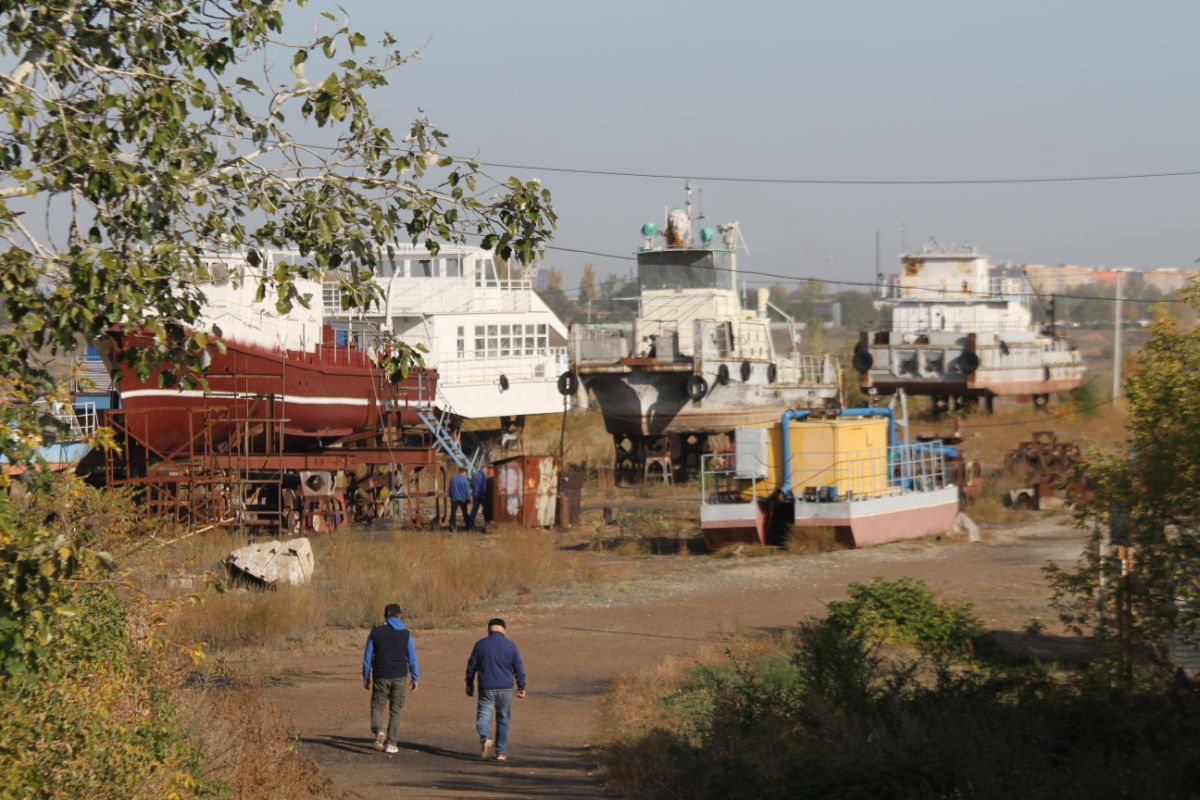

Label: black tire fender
[766,363,778,384]
[557,371,579,396]
[740,361,752,382]
[716,364,730,386]
[687,374,709,402]
[498,374,510,392]
[852,348,874,374]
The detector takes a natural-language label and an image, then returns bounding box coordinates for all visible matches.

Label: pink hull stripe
[792,500,959,547]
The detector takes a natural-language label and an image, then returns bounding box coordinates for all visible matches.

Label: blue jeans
[476,689,513,754]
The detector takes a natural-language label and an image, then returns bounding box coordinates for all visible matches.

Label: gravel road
[265,517,1085,799]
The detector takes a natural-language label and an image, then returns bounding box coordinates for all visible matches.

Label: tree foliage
[0,0,555,465]
[537,265,574,321]
[0,485,220,799]
[1047,282,1200,682]
[578,263,597,306]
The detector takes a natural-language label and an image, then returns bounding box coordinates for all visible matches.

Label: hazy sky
[293,1,1199,291]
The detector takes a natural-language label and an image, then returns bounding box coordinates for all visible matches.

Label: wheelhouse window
[474,323,548,357]
[445,256,462,277]
[636,249,735,292]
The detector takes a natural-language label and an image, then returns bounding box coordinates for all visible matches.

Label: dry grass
[177,686,341,800]
[151,526,594,653]
[783,526,844,554]
[711,543,777,558]
[911,400,1128,470]
[598,633,790,742]
[966,477,1033,525]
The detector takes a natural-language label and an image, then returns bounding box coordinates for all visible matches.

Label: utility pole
[1112,272,1123,401]
[874,230,881,296]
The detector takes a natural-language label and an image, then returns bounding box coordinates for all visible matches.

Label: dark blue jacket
[470,469,487,500]
[449,473,471,502]
[363,617,420,682]
[466,631,526,691]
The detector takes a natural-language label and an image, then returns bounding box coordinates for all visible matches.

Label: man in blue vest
[465,617,526,762]
[363,603,420,754]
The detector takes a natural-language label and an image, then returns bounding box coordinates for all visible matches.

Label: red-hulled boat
[98,326,434,455]
[99,325,435,458]
[86,264,443,463]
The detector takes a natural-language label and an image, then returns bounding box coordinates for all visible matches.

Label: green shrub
[599,580,1200,800]
[0,486,219,799]
[826,577,983,660]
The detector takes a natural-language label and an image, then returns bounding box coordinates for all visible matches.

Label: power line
[537,244,1187,304]
[463,158,1200,187]
[213,133,1192,304]
[221,132,1200,186]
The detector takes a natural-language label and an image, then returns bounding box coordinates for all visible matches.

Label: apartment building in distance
[1020,263,1094,294]
[1003,263,1197,296]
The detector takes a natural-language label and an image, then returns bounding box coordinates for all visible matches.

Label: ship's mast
[683,181,697,247]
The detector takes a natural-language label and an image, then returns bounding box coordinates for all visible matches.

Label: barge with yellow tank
[699,409,960,549]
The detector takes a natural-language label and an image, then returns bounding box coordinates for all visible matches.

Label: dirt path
[265,518,1085,799]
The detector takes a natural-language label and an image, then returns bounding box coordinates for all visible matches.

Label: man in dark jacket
[448,467,472,530]
[465,618,526,761]
[468,467,488,531]
[363,603,420,754]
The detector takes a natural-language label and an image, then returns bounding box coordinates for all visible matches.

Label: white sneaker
[481,738,495,760]
[373,731,386,751]
[384,743,399,754]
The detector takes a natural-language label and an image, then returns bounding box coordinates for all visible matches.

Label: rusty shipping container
[491,455,559,527]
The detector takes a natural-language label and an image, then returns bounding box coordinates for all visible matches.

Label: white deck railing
[323,276,536,318]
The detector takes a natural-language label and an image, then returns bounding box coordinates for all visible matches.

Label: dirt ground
[264,516,1087,799]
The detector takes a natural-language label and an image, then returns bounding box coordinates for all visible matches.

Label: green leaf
[291,49,308,79]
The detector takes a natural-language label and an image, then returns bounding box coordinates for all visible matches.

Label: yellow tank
[740,416,890,501]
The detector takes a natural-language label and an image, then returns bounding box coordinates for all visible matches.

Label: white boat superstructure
[321,244,570,420]
[855,244,1084,411]
[566,187,841,479]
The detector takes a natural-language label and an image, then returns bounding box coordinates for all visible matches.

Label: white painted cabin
[321,244,569,419]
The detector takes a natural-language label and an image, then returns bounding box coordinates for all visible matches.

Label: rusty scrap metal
[1001,430,1090,509]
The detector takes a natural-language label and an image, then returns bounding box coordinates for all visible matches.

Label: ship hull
[582,368,838,437]
[859,337,1084,398]
[106,332,434,456]
[700,486,960,550]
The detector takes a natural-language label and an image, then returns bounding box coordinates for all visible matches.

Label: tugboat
[564,186,841,479]
[854,243,1084,412]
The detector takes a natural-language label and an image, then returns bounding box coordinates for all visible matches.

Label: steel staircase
[416,405,485,473]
